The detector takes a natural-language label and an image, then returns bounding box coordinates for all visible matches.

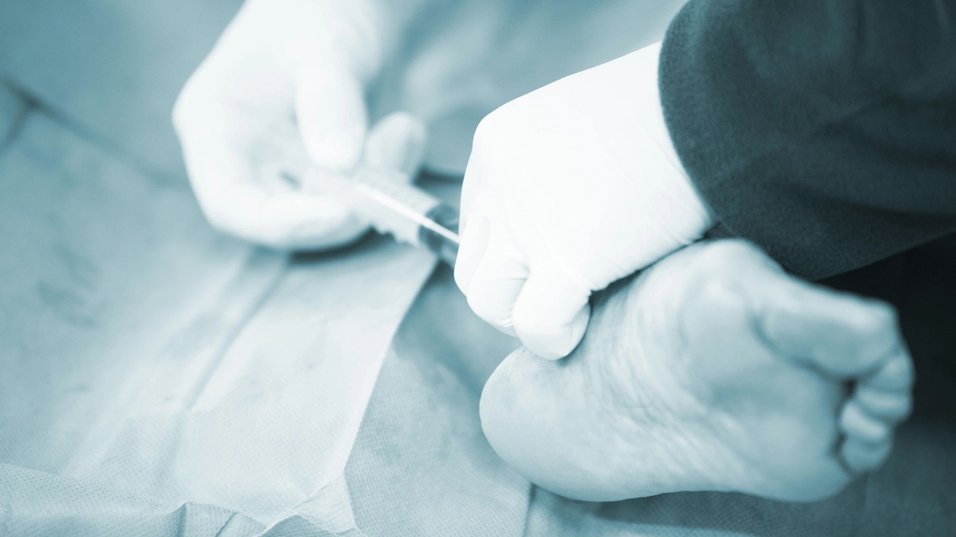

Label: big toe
[756,280,902,379]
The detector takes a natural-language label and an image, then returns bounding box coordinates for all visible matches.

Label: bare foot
[479,240,914,502]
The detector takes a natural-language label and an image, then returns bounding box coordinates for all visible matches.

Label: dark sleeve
[659,0,956,280]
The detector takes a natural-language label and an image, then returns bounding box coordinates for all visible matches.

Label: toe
[862,351,915,392]
[855,384,912,423]
[840,399,891,444]
[832,335,914,477]
[838,383,907,474]
[756,281,903,381]
[849,345,914,431]
[841,436,893,474]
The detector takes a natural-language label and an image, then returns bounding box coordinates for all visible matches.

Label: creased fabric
[0,112,436,535]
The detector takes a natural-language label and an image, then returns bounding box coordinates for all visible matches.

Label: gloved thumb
[512,268,592,360]
[363,111,428,177]
[301,111,428,215]
[296,54,369,172]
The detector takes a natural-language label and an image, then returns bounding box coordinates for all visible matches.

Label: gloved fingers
[512,266,592,360]
[248,110,430,248]
[171,0,395,251]
[296,53,369,172]
[463,226,528,337]
[188,109,430,250]
[300,110,428,217]
[219,187,367,250]
[179,128,367,249]
[454,214,490,294]
[173,41,344,249]
[363,111,428,177]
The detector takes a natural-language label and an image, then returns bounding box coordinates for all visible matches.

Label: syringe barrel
[310,167,460,265]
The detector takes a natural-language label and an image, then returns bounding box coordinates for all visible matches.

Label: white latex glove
[456,41,714,359]
[173,0,427,249]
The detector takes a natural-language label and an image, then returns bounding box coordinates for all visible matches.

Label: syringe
[296,167,460,266]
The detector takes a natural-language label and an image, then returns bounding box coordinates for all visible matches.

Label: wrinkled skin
[480,240,914,502]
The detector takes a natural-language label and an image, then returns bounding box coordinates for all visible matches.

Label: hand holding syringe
[261,111,460,265]
[295,166,460,266]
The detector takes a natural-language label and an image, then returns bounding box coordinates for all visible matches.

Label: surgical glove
[455,41,714,359]
[173,0,426,249]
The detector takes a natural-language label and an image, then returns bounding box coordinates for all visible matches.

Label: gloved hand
[173,0,428,250]
[174,0,687,251]
[455,41,714,359]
